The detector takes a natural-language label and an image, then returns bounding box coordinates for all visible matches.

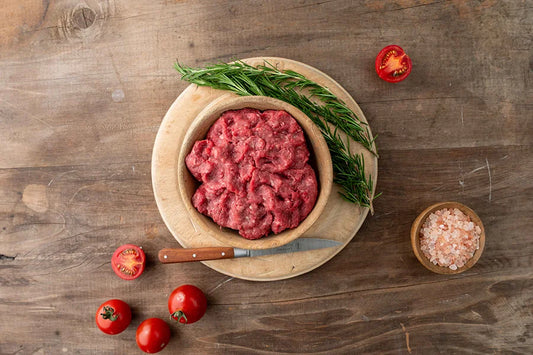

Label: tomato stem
[100,306,118,321]
[170,310,188,324]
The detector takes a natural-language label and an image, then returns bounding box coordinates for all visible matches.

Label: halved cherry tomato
[111,244,145,280]
[136,318,171,353]
[375,45,412,83]
[168,284,207,324]
[95,299,131,335]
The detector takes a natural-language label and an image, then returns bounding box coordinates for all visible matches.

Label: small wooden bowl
[178,95,333,250]
[410,202,486,274]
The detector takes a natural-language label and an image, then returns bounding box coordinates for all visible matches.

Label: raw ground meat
[185,108,318,240]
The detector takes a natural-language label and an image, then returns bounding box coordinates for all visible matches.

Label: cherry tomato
[111,244,145,280]
[95,299,131,335]
[136,318,171,353]
[168,285,207,324]
[375,45,412,83]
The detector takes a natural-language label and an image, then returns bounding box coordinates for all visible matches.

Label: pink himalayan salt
[419,208,481,270]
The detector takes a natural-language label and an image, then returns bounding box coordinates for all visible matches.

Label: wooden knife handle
[158,247,235,263]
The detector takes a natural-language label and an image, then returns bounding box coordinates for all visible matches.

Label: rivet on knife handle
[158,247,235,263]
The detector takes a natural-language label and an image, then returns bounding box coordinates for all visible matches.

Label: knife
[158,237,342,263]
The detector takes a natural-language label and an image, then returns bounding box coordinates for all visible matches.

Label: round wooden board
[151,57,378,281]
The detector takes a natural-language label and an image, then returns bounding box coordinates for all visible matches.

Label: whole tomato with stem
[136,318,171,353]
[168,285,207,324]
[95,299,131,335]
[375,45,412,83]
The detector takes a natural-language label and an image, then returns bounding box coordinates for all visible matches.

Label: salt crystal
[419,208,481,270]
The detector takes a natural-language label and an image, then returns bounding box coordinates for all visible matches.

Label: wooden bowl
[178,95,333,250]
[410,201,486,274]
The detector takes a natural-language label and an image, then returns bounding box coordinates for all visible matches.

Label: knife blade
[158,238,342,264]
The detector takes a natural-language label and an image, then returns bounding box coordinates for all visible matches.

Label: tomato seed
[121,249,138,256]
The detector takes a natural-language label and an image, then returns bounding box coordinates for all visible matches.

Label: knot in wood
[72,7,96,30]
[55,2,111,42]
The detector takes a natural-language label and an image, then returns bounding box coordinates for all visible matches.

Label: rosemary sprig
[174,60,377,210]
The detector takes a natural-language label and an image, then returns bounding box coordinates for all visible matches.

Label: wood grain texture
[158,247,235,263]
[0,0,531,354]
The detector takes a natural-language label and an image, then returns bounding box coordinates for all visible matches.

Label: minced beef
[185,108,318,240]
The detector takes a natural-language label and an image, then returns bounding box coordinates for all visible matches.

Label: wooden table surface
[1,1,531,354]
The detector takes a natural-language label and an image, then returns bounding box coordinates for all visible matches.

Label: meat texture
[186,108,318,240]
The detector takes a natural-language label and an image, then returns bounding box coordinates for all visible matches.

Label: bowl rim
[410,201,486,274]
[177,94,333,250]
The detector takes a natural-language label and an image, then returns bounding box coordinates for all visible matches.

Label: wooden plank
[0,0,531,353]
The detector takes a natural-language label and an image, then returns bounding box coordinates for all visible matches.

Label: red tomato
[136,318,171,353]
[375,45,412,83]
[95,299,131,335]
[111,244,145,280]
[168,285,207,324]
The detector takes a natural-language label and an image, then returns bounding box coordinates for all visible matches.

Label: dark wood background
[1,0,531,354]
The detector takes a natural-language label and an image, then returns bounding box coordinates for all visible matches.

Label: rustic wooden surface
[0,0,531,354]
